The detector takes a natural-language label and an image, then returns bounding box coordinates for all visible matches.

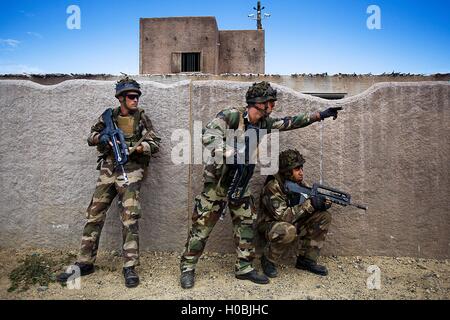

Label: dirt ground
[0,248,448,300]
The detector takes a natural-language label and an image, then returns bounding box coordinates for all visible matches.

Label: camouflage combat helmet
[279,149,305,173]
[246,81,277,104]
[115,76,142,98]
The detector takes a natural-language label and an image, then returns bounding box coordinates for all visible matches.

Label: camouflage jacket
[258,174,315,229]
[202,106,314,184]
[87,107,161,163]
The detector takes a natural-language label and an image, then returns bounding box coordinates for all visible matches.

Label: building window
[181,52,201,72]
[302,92,347,100]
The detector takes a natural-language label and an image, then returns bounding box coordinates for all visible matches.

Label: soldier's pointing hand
[319,106,343,120]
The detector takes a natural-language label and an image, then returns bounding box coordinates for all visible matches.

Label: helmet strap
[263,101,271,115]
[120,95,128,108]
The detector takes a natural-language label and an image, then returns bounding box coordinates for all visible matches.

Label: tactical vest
[101,107,150,166]
[112,107,142,147]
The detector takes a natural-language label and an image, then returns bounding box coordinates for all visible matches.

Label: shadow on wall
[0,79,448,259]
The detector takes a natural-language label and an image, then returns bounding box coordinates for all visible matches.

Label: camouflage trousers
[263,211,331,263]
[180,183,256,275]
[78,159,145,268]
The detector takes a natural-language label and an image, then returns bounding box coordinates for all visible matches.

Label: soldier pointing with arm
[179,81,341,289]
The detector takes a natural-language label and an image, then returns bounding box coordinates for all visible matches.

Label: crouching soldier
[257,149,332,278]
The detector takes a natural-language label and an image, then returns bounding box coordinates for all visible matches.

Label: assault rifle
[101,108,129,184]
[227,164,255,202]
[219,123,261,220]
[218,163,255,221]
[284,180,368,211]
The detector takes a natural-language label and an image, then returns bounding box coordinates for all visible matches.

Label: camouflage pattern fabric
[79,159,145,268]
[264,221,297,261]
[180,183,256,275]
[181,107,315,275]
[87,107,161,158]
[79,107,160,268]
[296,210,331,262]
[258,175,332,263]
[202,107,313,184]
[246,81,278,103]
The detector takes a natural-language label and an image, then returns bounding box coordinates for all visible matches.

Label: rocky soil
[0,249,448,300]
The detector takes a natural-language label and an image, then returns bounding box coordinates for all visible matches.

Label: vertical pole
[257,1,262,30]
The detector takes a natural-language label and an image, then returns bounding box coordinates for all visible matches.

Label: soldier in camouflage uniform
[257,149,332,278]
[57,76,161,288]
[179,81,340,288]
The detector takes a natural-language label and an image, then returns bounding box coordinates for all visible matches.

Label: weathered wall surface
[0,80,191,252]
[139,17,265,75]
[140,17,219,74]
[4,73,449,98]
[218,30,265,74]
[0,80,449,259]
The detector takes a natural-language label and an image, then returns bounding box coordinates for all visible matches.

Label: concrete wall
[4,74,449,98]
[140,17,219,74]
[0,79,449,259]
[218,30,265,74]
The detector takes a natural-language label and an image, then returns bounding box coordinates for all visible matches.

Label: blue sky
[0,0,449,74]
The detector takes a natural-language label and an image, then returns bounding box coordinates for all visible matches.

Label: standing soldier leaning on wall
[257,149,332,279]
[179,81,341,289]
[57,76,161,288]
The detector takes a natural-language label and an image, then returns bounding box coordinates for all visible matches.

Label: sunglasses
[125,94,140,100]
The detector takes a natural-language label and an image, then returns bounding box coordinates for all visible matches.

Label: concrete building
[139,16,265,75]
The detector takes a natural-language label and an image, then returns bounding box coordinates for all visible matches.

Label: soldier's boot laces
[123,266,139,288]
[56,262,95,283]
[235,270,270,284]
[261,255,278,278]
[295,256,328,276]
[180,270,195,289]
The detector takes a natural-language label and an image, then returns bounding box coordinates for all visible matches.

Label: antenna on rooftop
[248,1,271,30]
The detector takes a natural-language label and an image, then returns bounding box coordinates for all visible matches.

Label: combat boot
[235,270,270,284]
[56,262,95,283]
[261,255,278,278]
[123,266,139,288]
[180,270,195,289]
[295,256,328,276]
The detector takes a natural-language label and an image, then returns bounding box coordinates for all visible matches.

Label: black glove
[98,128,112,145]
[98,128,122,146]
[311,195,331,211]
[319,107,342,120]
[287,192,301,207]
